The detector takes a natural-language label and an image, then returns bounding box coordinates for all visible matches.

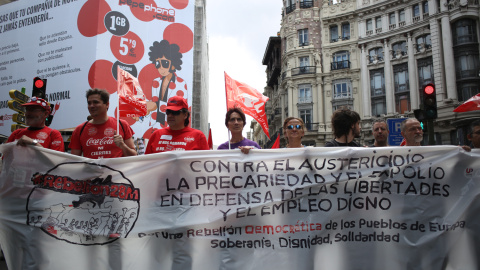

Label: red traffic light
[424,84,435,95]
[34,78,44,88]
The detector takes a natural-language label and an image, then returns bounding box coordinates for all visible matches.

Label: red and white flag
[117,67,147,118]
[224,72,270,138]
[271,133,280,149]
[208,128,213,150]
[453,93,480,113]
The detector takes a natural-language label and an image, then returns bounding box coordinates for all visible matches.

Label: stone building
[256,0,479,147]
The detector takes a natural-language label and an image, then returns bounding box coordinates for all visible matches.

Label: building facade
[256,0,480,148]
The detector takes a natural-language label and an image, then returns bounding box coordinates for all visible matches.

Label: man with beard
[325,108,362,147]
[369,119,389,147]
[7,97,64,151]
[400,118,423,146]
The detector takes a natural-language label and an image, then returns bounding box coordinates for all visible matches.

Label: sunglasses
[287,124,302,130]
[155,59,171,69]
[166,110,181,116]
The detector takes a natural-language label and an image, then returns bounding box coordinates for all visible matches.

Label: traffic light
[422,83,437,119]
[32,77,47,100]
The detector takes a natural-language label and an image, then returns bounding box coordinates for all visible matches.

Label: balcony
[456,69,479,79]
[453,34,478,46]
[286,5,296,14]
[366,30,373,36]
[333,93,352,100]
[413,16,420,23]
[299,96,313,103]
[399,21,406,27]
[389,24,396,30]
[300,0,313,8]
[292,66,316,76]
[331,60,351,70]
[375,28,382,34]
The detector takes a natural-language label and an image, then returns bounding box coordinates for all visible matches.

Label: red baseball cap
[166,96,188,111]
[21,97,51,112]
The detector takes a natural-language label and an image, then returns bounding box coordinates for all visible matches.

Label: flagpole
[117,67,121,135]
[224,71,231,150]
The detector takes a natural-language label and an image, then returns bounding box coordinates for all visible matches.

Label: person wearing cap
[69,88,137,158]
[7,97,64,151]
[145,96,209,153]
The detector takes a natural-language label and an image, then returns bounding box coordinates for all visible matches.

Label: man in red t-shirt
[69,89,136,159]
[7,97,64,151]
[145,96,208,153]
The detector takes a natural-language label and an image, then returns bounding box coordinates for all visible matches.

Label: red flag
[224,72,270,138]
[271,134,280,149]
[453,93,480,112]
[117,67,147,117]
[208,128,213,150]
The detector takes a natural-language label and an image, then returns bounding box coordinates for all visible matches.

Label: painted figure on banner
[139,40,187,139]
[217,108,261,153]
[7,97,64,152]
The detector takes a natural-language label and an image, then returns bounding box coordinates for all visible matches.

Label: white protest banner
[0,0,193,139]
[0,144,479,269]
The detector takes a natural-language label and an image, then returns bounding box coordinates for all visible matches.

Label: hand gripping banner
[0,144,480,269]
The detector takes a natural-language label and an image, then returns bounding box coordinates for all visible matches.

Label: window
[456,54,479,79]
[416,34,431,51]
[418,57,434,88]
[298,29,309,46]
[370,68,386,116]
[298,84,312,103]
[394,64,410,114]
[392,41,407,58]
[413,4,420,17]
[286,0,296,14]
[389,13,396,25]
[330,25,338,42]
[300,0,313,8]
[300,56,309,67]
[399,9,405,23]
[453,19,478,45]
[366,19,373,34]
[332,51,350,70]
[342,23,350,40]
[333,79,352,99]
[375,17,382,29]
[457,83,480,102]
[299,109,312,130]
[423,1,429,15]
[369,47,384,63]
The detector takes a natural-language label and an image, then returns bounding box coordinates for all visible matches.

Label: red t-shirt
[69,117,134,159]
[145,127,209,154]
[7,126,64,152]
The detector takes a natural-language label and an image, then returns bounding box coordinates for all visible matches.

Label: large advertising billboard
[0,0,194,139]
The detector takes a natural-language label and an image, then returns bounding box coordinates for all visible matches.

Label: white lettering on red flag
[225,72,270,138]
[117,66,148,117]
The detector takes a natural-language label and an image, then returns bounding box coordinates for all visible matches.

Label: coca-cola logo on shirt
[88,127,97,136]
[184,136,195,142]
[37,132,48,140]
[86,137,114,146]
[104,128,115,137]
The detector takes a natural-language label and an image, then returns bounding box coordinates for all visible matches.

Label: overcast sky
[206,0,283,147]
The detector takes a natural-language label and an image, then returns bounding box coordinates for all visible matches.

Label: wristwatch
[32,139,38,145]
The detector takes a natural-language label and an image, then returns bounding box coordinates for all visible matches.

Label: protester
[283,117,305,148]
[400,118,423,146]
[325,108,362,147]
[369,119,389,147]
[69,88,137,158]
[217,108,260,153]
[467,120,480,148]
[145,96,209,153]
[7,97,64,151]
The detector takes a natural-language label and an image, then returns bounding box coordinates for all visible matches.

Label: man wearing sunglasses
[7,97,64,151]
[145,40,187,129]
[145,96,209,153]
